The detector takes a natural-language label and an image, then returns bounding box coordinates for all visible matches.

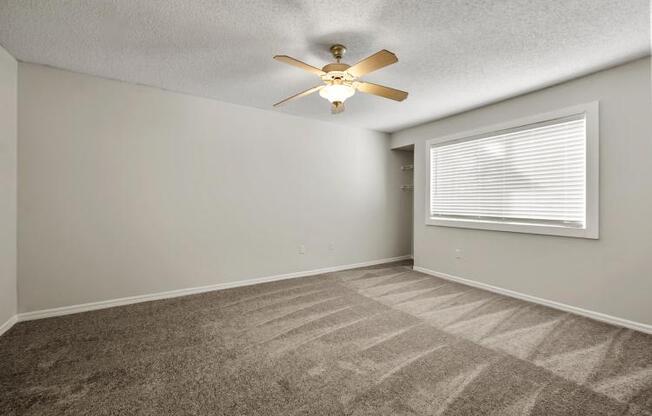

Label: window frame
[425,102,599,239]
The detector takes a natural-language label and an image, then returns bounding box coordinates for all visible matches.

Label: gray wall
[0,45,17,325]
[391,58,652,325]
[18,63,411,313]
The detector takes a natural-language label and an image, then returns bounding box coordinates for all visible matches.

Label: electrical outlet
[299,244,306,255]
[455,248,462,259]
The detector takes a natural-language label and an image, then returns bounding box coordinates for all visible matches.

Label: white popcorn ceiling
[0,0,649,132]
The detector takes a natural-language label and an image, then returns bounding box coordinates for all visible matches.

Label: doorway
[395,145,414,257]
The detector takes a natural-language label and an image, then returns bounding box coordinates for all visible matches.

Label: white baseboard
[413,265,652,335]
[17,255,412,322]
[0,315,18,337]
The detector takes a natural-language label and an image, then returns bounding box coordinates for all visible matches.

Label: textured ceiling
[0,1,649,132]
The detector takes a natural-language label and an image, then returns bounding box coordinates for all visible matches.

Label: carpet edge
[413,266,652,335]
[16,255,413,322]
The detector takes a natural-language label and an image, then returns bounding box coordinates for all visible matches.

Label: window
[426,102,599,238]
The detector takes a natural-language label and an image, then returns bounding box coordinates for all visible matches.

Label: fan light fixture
[319,83,355,103]
[273,44,408,114]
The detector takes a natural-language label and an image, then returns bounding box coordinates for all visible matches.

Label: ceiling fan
[273,44,408,114]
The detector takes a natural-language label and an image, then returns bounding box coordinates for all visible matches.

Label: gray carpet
[1,262,651,415]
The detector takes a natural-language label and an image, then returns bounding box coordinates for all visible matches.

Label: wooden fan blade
[273,55,325,76]
[346,50,398,77]
[273,85,323,107]
[357,82,408,101]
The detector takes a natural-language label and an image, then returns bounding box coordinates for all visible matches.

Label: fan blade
[274,55,325,76]
[346,50,398,77]
[273,85,323,107]
[357,82,408,101]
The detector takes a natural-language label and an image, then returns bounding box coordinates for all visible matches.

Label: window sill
[425,216,599,239]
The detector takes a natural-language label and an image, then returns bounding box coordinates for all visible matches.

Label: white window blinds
[429,114,587,228]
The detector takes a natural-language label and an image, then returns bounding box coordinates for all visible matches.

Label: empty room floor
[1,262,651,415]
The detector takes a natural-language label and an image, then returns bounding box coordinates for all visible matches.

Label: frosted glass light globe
[319,84,355,103]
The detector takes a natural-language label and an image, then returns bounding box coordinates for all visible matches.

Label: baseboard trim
[0,315,18,337]
[413,265,652,335]
[18,255,412,322]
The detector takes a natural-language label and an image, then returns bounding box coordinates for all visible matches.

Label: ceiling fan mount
[273,44,408,114]
[329,44,347,61]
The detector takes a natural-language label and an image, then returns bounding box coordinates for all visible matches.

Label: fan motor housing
[321,63,350,73]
